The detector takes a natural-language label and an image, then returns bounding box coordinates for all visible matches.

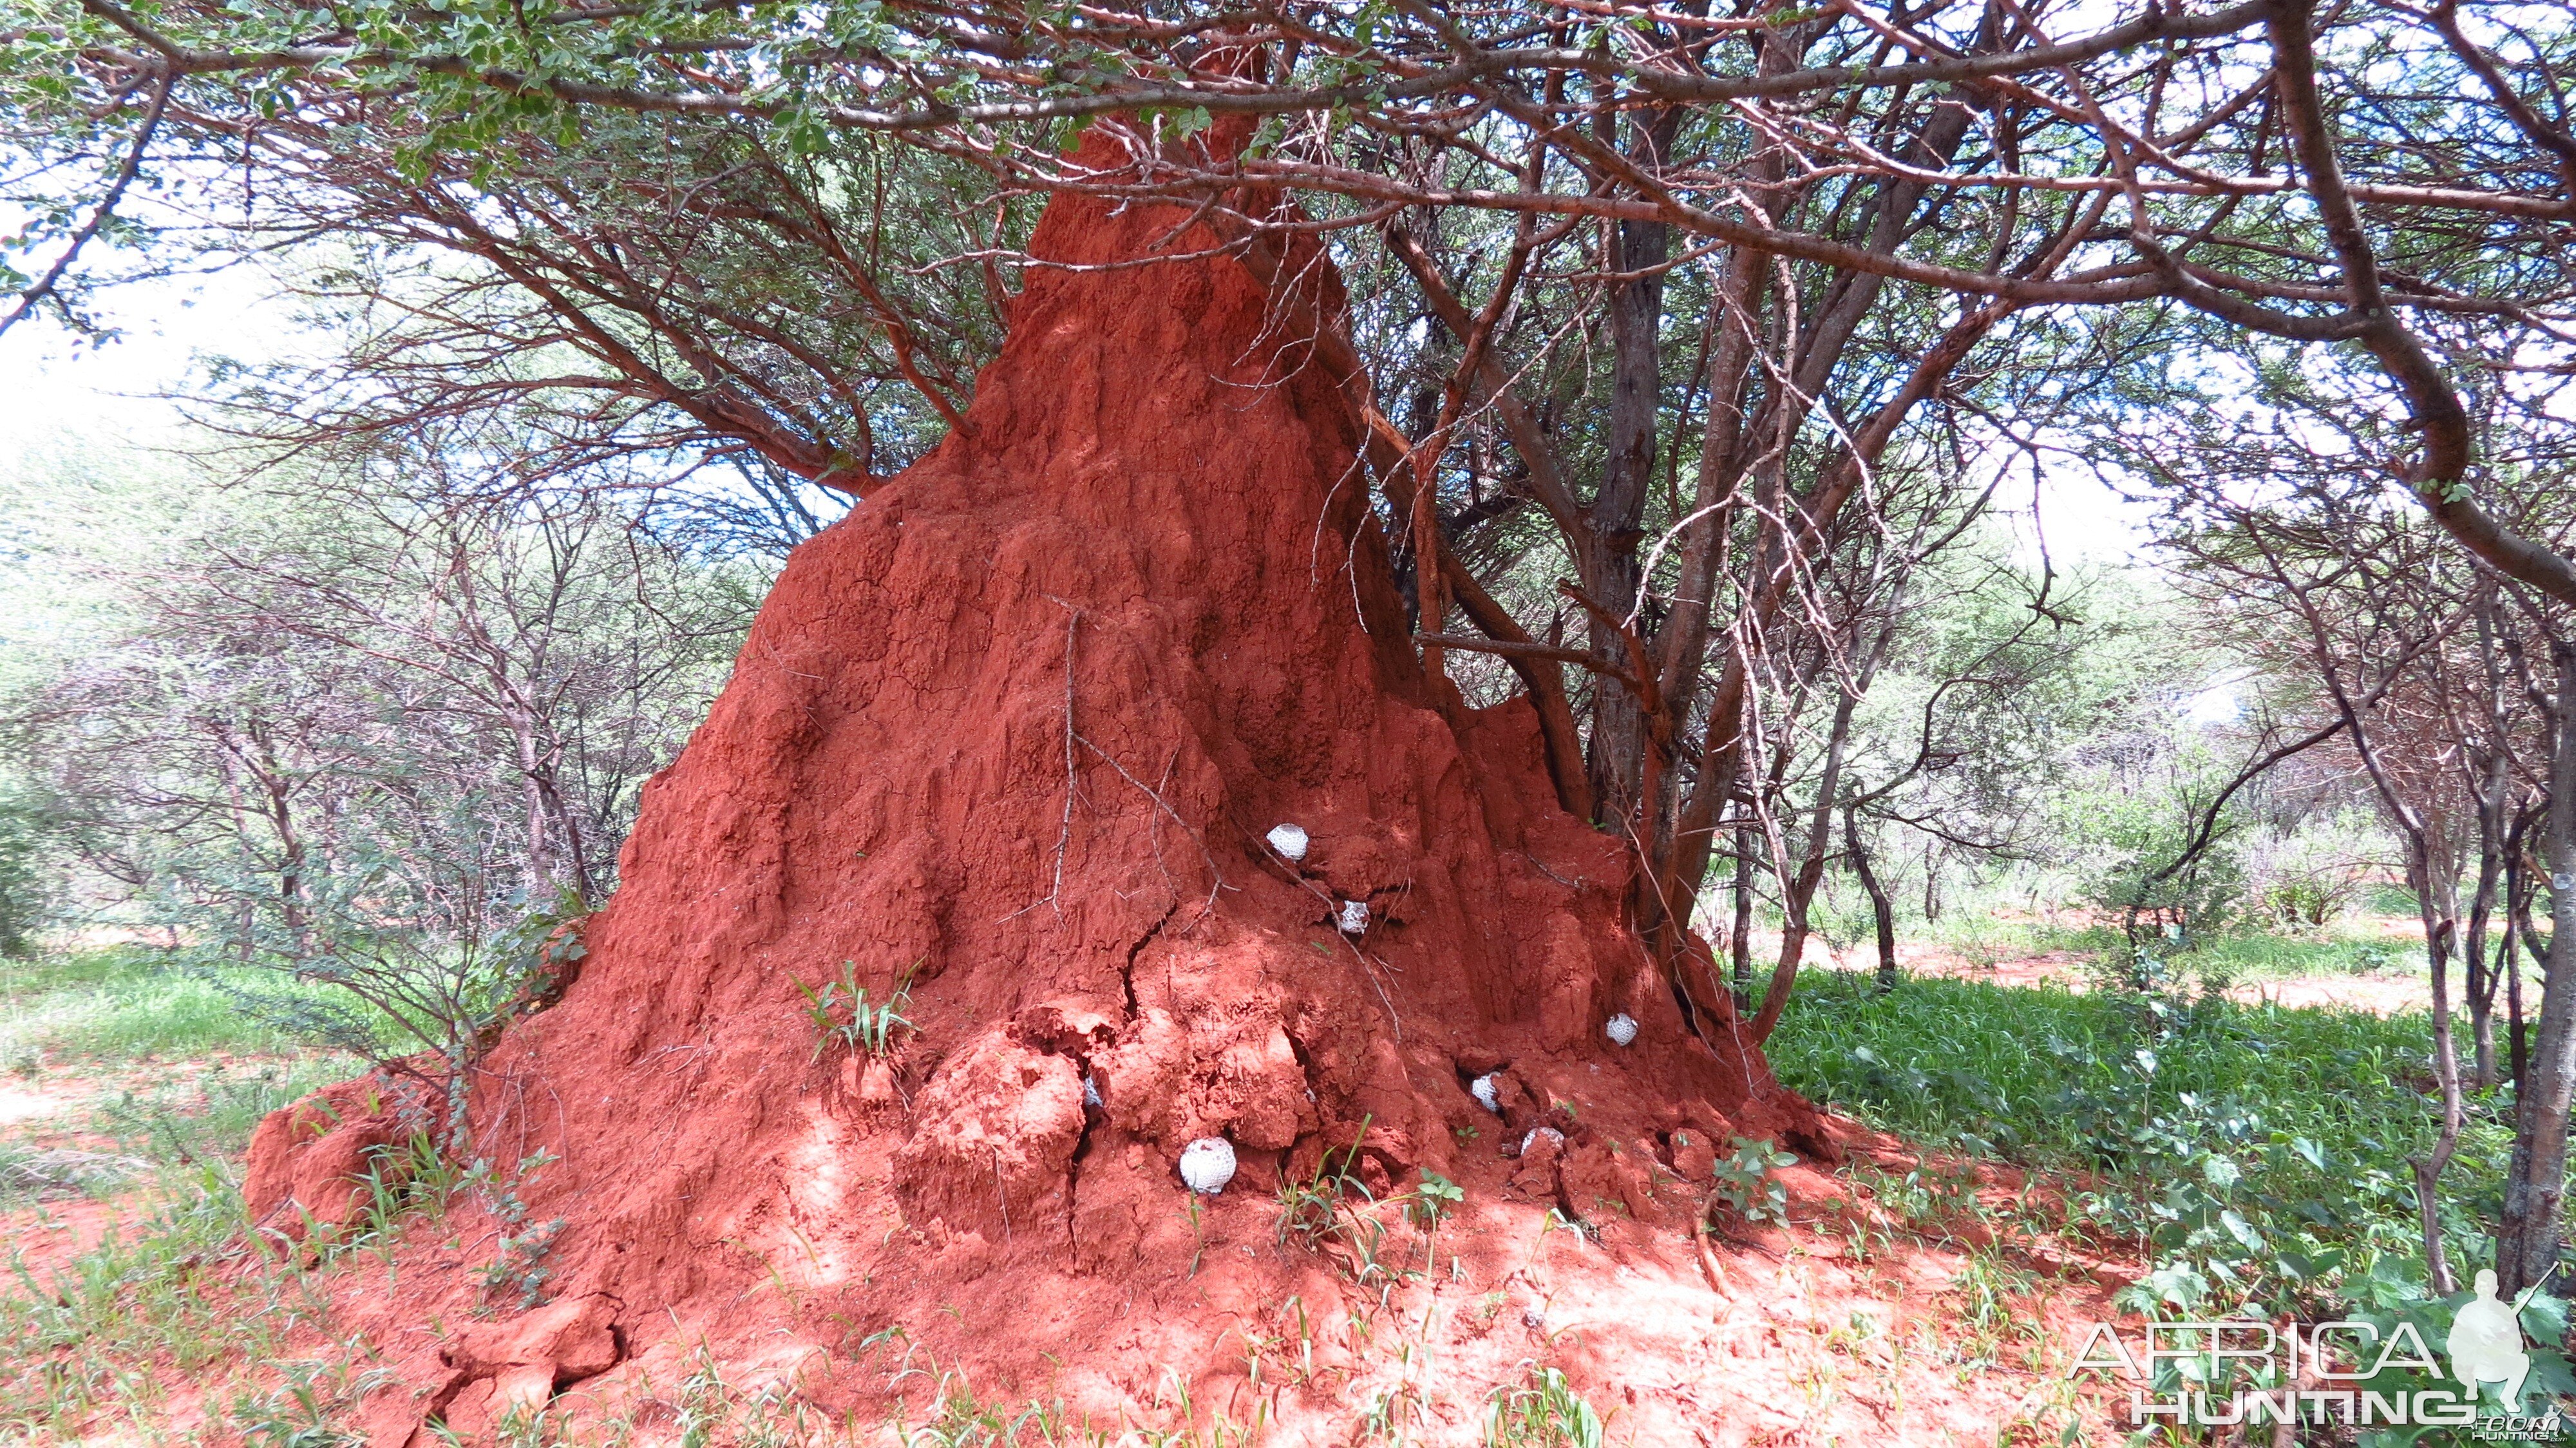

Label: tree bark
[1730,823,1756,1006]
[1582,134,1676,828]
[2497,642,2576,1295]
[1750,681,1862,1042]
[1848,806,1899,993]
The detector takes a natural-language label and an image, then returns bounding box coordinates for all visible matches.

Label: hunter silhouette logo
[2071,1274,2566,1435]
[2452,1270,2536,1414]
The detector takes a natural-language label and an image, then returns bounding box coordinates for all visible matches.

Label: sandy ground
[0,1056,2139,1445]
[1748,920,2444,1017]
[0,1067,167,1281]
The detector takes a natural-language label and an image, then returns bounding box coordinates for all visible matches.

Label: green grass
[89,1057,366,1165]
[2181,929,2416,982]
[0,1170,312,1438]
[1771,968,2506,1316]
[0,948,397,1440]
[0,946,424,1442]
[1771,968,2446,1167]
[1898,908,2420,984]
[0,949,359,1067]
[0,951,362,1205]
[2367,883,2423,916]
[1481,1365,1603,1447]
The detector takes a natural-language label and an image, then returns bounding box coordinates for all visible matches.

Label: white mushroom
[1336,899,1370,936]
[1470,1073,1502,1114]
[1520,1126,1566,1156]
[1605,1013,1639,1047]
[1179,1137,1237,1194]
[1266,823,1311,862]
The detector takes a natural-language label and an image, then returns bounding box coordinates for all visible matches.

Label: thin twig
[0,70,171,339]
[1074,732,1227,919]
[1001,600,1083,924]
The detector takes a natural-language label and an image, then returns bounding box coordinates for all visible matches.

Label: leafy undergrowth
[1773,968,2572,1443]
[1772,968,2502,1316]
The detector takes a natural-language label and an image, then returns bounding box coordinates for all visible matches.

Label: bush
[169,830,589,1150]
[0,788,53,960]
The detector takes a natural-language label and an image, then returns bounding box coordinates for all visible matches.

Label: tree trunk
[2497,642,2576,1296]
[2463,754,2507,1089]
[2411,897,2465,1297]
[1730,823,1756,1006]
[1581,195,1672,828]
[1848,806,1898,993]
[1750,683,1862,1042]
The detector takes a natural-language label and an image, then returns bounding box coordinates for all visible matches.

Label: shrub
[183,837,591,1153]
[1710,1136,1796,1228]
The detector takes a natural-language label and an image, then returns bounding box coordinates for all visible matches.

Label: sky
[0,265,296,469]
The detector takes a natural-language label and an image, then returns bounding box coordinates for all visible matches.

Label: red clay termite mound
[269,129,1823,1441]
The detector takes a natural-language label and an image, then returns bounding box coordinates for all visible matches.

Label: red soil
[245,124,1848,1443]
[0,1196,136,1284]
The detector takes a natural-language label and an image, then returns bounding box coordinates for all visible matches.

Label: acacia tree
[180,111,1016,499]
[14,461,748,942]
[2115,336,2576,1293]
[2168,500,2485,1290]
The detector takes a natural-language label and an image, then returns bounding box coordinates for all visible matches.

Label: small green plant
[495,1400,558,1448]
[231,1383,356,1448]
[1273,1121,1405,1284]
[225,1351,392,1448]
[346,1130,466,1259]
[797,960,915,1060]
[1482,1364,1603,1447]
[1843,1161,1986,1244]
[1408,1170,1463,1228]
[1276,1173,1394,1284]
[1711,1136,1795,1227]
[471,1151,566,1312]
[1276,1120,1374,1252]
[1947,1242,2042,1366]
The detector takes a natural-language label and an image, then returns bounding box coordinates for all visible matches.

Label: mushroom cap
[1179,1136,1237,1194]
[1265,823,1311,862]
[1605,1013,1639,1047]
[1469,1073,1502,1113]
